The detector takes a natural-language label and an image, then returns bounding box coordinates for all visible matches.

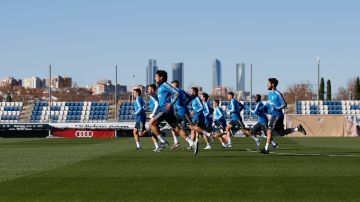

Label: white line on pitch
[245,149,358,157]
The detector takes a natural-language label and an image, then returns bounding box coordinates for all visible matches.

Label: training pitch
[0,137,360,202]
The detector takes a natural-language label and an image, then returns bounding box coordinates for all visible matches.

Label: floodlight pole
[317,57,320,108]
[250,64,253,110]
[115,65,118,121]
[131,75,135,102]
[49,65,52,123]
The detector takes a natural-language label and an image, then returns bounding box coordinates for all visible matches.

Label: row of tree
[319,78,332,101]
[283,77,360,104]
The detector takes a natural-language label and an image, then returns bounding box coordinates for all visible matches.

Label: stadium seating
[296,100,360,115]
[0,102,23,123]
[118,102,135,122]
[30,101,109,123]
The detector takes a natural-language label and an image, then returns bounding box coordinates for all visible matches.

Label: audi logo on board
[75,131,94,138]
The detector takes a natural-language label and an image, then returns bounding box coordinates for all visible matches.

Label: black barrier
[0,130,49,138]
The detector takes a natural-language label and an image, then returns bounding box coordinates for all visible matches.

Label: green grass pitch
[1,137,360,202]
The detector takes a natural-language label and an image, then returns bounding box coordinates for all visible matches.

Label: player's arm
[164,83,179,105]
[196,97,203,113]
[228,99,235,113]
[203,103,210,116]
[150,97,159,117]
[276,91,287,110]
[134,98,142,115]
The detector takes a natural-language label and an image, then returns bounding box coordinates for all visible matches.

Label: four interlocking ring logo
[75,131,94,138]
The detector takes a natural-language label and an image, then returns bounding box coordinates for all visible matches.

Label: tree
[326,79,332,100]
[283,82,315,104]
[336,77,357,100]
[319,78,325,100]
[355,77,360,100]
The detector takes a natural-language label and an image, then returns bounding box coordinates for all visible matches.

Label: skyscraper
[236,63,245,92]
[146,59,158,86]
[212,59,222,89]
[172,63,184,89]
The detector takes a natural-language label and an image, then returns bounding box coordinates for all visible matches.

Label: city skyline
[1,1,359,94]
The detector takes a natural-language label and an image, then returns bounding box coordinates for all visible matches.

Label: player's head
[147,84,157,94]
[171,80,179,88]
[227,92,234,100]
[133,88,141,97]
[201,92,209,102]
[255,94,262,102]
[268,78,278,90]
[155,70,168,83]
[213,99,220,107]
[190,87,199,96]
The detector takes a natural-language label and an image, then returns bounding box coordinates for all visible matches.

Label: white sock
[136,142,141,148]
[228,135,232,144]
[186,137,193,146]
[154,142,159,149]
[173,135,179,144]
[292,127,299,132]
[265,143,269,150]
[271,141,277,146]
[157,135,166,144]
[222,142,227,147]
[251,135,258,141]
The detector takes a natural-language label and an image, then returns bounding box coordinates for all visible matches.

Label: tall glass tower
[236,63,245,92]
[172,63,184,89]
[212,59,222,90]
[146,59,158,86]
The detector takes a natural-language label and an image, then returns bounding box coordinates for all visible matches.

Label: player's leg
[133,123,141,150]
[150,112,169,146]
[260,116,279,154]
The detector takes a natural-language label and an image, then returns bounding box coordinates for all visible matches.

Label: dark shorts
[205,123,213,133]
[251,122,268,135]
[193,117,205,130]
[176,113,193,129]
[213,122,226,134]
[229,118,245,129]
[135,121,146,133]
[268,116,284,132]
[153,111,179,129]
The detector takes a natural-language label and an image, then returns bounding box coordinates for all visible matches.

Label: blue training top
[203,101,214,126]
[214,106,226,127]
[157,82,179,113]
[268,89,287,117]
[228,98,244,121]
[191,96,204,121]
[134,96,146,122]
[175,88,194,117]
[251,102,268,124]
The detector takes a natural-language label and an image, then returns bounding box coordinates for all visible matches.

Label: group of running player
[132,70,307,156]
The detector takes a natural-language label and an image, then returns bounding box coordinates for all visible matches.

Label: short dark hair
[148,84,157,91]
[268,78,279,87]
[227,92,234,97]
[191,87,199,96]
[156,70,168,82]
[134,88,141,95]
[202,92,209,101]
[214,99,220,105]
[171,80,179,87]
[255,94,261,102]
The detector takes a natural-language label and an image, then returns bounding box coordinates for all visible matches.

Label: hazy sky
[1,0,359,94]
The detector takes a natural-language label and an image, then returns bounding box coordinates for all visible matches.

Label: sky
[0,0,359,94]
